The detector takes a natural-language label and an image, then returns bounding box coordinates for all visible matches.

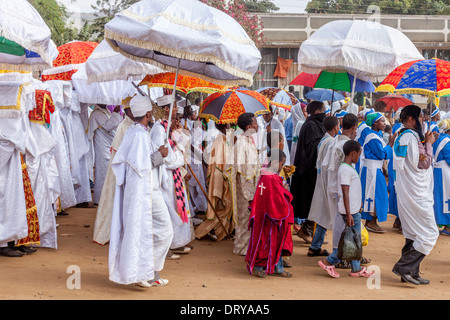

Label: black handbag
[337,222,362,261]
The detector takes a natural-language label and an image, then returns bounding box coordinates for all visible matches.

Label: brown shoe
[297,228,312,244]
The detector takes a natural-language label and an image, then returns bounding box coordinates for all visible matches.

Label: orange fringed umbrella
[41,41,98,81]
[138,72,226,94]
[199,88,270,124]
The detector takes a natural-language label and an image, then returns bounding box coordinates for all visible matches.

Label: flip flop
[440,229,450,236]
[253,270,267,278]
[307,248,329,257]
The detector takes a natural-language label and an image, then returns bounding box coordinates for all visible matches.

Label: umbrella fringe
[376,85,450,98]
[104,32,254,87]
[199,109,269,124]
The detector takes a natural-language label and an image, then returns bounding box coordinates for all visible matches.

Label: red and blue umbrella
[376,58,450,98]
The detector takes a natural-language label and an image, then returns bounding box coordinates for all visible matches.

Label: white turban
[156,95,174,107]
[177,106,184,115]
[130,95,152,118]
[439,119,450,133]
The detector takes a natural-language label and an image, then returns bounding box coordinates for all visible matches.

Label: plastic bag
[337,225,362,261]
[361,224,369,247]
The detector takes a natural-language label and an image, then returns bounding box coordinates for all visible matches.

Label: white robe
[109,124,156,285]
[308,133,335,230]
[150,121,192,249]
[290,104,306,166]
[93,116,134,245]
[87,106,122,204]
[394,130,439,255]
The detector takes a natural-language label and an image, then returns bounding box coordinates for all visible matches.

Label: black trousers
[393,239,426,277]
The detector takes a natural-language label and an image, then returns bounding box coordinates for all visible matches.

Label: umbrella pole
[186,163,232,239]
[165,59,181,141]
[351,73,357,108]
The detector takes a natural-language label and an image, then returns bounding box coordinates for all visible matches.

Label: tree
[305,0,445,15]
[90,0,140,42]
[242,0,279,12]
[201,0,266,47]
[29,0,70,46]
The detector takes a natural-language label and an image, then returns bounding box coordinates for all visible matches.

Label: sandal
[360,257,371,265]
[365,224,386,233]
[0,247,25,257]
[282,259,292,268]
[349,267,374,278]
[440,229,450,237]
[335,260,352,269]
[318,260,340,278]
[307,248,329,257]
[253,270,267,278]
[270,271,293,278]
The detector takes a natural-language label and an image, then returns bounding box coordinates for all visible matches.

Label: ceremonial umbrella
[0,0,58,71]
[104,0,261,139]
[305,89,345,102]
[41,41,99,81]
[85,40,163,84]
[138,72,226,95]
[376,58,450,129]
[375,95,413,112]
[256,87,299,111]
[290,71,375,93]
[199,88,270,124]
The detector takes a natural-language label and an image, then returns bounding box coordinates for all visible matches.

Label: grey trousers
[393,239,426,277]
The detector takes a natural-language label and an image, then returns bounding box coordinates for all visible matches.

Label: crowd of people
[2,79,450,288]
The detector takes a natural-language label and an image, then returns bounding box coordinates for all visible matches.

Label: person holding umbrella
[392,105,439,285]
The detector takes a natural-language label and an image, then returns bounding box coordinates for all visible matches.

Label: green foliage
[305,0,447,15]
[242,0,280,12]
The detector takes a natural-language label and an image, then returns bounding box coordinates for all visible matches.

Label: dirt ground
[0,206,449,301]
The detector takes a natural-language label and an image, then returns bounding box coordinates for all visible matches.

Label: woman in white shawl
[392,105,439,286]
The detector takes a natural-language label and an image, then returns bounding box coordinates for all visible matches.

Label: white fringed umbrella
[85,40,164,84]
[104,0,262,138]
[298,20,424,81]
[0,0,58,71]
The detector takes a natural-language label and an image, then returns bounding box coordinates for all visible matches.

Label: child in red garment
[245,149,294,278]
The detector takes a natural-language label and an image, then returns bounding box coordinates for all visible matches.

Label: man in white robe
[93,105,135,245]
[260,105,290,166]
[307,116,339,256]
[150,95,193,258]
[109,95,172,288]
[87,104,122,204]
[392,105,439,285]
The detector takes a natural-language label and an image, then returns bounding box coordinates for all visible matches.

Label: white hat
[130,95,152,118]
[177,106,184,115]
[191,104,199,115]
[156,95,174,107]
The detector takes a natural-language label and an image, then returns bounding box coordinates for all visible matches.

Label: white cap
[130,95,152,118]
[156,95,174,107]
[177,106,184,115]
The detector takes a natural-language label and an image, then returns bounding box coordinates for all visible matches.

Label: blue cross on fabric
[366,198,373,212]
[446,199,450,213]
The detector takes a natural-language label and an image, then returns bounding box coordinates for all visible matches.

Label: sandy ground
[0,206,449,301]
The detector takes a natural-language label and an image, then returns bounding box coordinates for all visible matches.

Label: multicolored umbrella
[256,87,299,110]
[290,71,375,93]
[199,89,270,124]
[376,58,450,98]
[376,95,413,112]
[42,41,99,81]
[138,72,226,94]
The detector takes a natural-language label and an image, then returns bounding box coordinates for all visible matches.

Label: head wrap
[400,104,424,142]
[334,110,348,118]
[394,107,404,122]
[366,112,383,127]
[156,95,174,107]
[439,119,450,133]
[130,95,152,118]
[431,107,440,118]
[363,108,375,119]
[191,104,199,115]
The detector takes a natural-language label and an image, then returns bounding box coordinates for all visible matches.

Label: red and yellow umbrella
[42,41,98,81]
[199,88,270,124]
[139,72,226,94]
[256,87,299,110]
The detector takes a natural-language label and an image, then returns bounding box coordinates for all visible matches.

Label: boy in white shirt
[318,140,374,279]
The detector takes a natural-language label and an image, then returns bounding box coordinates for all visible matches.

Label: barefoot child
[245,149,294,278]
[318,140,374,278]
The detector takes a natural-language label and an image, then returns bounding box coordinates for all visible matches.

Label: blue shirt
[284,116,293,141]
